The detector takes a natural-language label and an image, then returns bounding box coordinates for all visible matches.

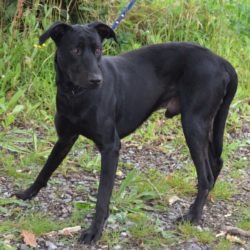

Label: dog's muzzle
[87,74,103,88]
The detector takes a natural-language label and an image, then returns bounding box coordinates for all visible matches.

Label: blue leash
[111,0,137,30]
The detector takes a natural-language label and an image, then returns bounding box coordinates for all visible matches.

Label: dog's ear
[39,21,71,45]
[88,21,118,44]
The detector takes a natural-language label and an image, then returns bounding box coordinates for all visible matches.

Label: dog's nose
[89,78,101,84]
[88,75,102,85]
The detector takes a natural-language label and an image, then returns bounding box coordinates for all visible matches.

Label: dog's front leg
[13,135,78,200]
[79,132,120,244]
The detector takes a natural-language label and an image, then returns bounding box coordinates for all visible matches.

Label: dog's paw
[175,212,200,225]
[78,227,102,244]
[13,190,34,200]
[12,183,41,200]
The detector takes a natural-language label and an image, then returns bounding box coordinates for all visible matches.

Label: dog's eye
[95,48,102,55]
[71,47,81,55]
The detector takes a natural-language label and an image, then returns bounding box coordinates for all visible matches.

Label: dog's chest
[56,96,101,138]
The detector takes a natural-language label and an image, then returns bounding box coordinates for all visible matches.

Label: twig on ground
[222,226,250,237]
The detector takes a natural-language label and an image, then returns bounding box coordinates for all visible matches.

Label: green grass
[216,239,232,250]
[128,213,178,247]
[102,213,179,248]
[236,207,250,230]
[111,169,170,214]
[0,241,17,250]
[178,222,216,244]
[211,181,238,200]
[165,172,197,197]
[0,210,68,236]
[0,0,249,249]
[18,213,67,235]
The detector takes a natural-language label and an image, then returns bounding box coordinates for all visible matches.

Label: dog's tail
[209,61,238,180]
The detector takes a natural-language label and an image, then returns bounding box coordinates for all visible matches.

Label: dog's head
[39,21,117,89]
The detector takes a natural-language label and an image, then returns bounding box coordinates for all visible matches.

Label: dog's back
[100,42,237,138]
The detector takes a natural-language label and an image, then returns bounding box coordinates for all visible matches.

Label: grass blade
[117,169,136,197]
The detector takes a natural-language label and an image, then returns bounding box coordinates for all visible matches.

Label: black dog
[14,21,237,244]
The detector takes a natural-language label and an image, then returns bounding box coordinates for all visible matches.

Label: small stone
[101,245,109,249]
[63,193,72,203]
[19,202,29,208]
[19,244,27,250]
[63,198,72,203]
[108,223,119,230]
[48,194,55,199]
[187,238,197,243]
[125,221,136,227]
[113,245,122,250]
[3,192,10,197]
[186,243,202,250]
[46,241,57,250]
[75,196,83,201]
[120,232,127,237]
[168,212,177,220]
[204,245,212,250]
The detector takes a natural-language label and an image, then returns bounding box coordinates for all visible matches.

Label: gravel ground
[0,123,249,250]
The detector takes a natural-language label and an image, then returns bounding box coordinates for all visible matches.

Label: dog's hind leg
[176,64,237,223]
[208,75,237,182]
[14,135,78,200]
[179,112,215,223]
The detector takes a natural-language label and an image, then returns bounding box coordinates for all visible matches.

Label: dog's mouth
[61,81,102,97]
[69,74,103,91]
[72,81,103,93]
[77,82,103,90]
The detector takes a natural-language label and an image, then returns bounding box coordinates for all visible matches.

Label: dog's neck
[57,83,87,98]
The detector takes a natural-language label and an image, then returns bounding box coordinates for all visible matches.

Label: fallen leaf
[156,119,164,127]
[139,241,145,248]
[6,90,14,100]
[226,234,246,245]
[3,234,15,240]
[116,170,123,176]
[168,195,181,206]
[21,230,37,248]
[58,226,81,236]
[208,195,215,203]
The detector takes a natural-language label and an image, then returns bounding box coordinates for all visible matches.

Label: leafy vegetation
[0,0,249,249]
